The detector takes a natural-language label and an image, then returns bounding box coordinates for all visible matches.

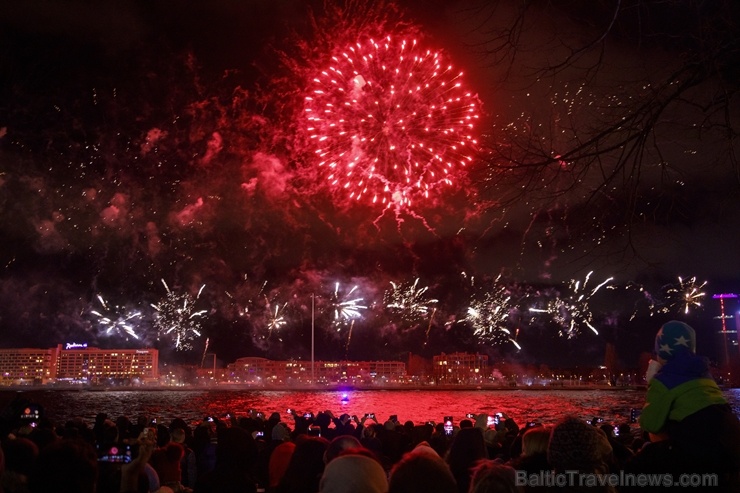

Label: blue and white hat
[655,320,696,360]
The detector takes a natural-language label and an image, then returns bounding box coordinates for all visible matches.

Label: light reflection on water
[3,388,739,428]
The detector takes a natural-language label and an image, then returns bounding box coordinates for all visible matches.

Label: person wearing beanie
[548,416,613,474]
[633,320,740,487]
[319,453,387,493]
[640,321,728,434]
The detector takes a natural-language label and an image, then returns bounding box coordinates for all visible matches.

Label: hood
[655,350,712,389]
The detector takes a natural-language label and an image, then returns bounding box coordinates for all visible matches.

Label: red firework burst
[303,36,480,208]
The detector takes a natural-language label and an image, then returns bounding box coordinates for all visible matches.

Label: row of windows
[1,349,158,380]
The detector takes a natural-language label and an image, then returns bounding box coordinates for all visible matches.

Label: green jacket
[640,351,727,433]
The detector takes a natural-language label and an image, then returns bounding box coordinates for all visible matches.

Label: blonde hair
[521,425,551,456]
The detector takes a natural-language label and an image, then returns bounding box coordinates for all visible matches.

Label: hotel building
[0,348,57,384]
[0,344,159,385]
[55,344,159,383]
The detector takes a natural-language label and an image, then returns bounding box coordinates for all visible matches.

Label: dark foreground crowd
[0,321,739,493]
[0,400,737,493]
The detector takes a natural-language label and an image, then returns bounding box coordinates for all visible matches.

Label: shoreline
[1,384,652,392]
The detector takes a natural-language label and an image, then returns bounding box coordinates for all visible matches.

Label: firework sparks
[384,278,438,322]
[302,35,480,209]
[90,295,141,340]
[151,280,207,351]
[461,273,523,349]
[663,276,707,315]
[328,282,367,329]
[265,298,288,333]
[201,337,210,367]
[529,271,612,338]
[466,289,512,345]
[509,338,522,350]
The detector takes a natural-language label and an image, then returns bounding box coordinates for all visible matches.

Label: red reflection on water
[192,389,648,427]
[1,389,644,427]
[4,389,738,429]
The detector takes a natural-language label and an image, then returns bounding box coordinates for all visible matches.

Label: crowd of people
[0,399,736,492]
[0,321,738,492]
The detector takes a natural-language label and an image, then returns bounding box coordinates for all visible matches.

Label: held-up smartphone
[97,443,138,463]
[443,416,454,436]
[365,413,375,419]
[487,415,499,427]
[20,404,41,421]
[630,408,641,423]
[466,413,475,419]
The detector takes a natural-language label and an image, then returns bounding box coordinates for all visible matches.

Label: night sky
[1,0,738,368]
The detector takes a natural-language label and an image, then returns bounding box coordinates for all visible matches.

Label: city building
[55,344,159,383]
[0,348,57,385]
[0,344,159,385]
[433,352,489,384]
[226,357,406,385]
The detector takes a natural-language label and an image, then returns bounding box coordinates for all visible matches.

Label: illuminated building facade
[227,357,406,385]
[55,344,159,382]
[433,352,489,383]
[0,348,57,384]
[0,344,159,385]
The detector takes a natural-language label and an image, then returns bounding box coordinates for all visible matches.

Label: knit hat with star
[655,320,696,360]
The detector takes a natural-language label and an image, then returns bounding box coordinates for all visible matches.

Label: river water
[2,388,740,428]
